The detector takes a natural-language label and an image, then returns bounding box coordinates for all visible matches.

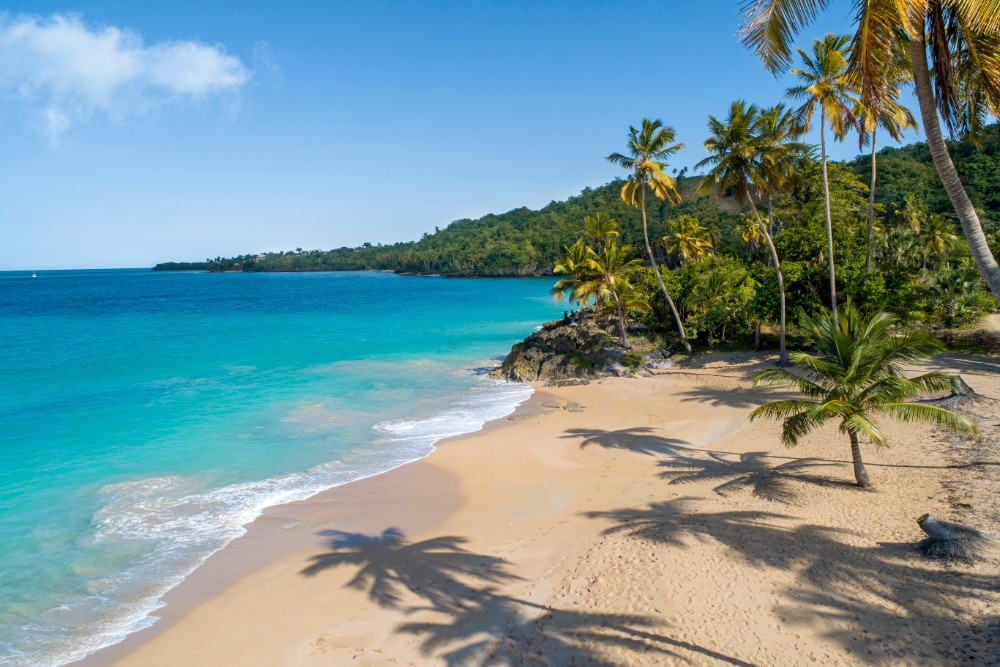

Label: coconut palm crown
[750,302,977,487]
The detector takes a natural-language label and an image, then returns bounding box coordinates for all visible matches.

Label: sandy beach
[82,352,1000,666]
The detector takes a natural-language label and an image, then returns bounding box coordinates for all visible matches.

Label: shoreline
[75,382,556,666]
[83,352,1000,666]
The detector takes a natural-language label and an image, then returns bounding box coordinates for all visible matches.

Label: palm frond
[778,405,830,446]
[750,398,822,420]
[875,402,978,434]
[738,0,831,73]
[842,411,887,445]
[753,367,829,397]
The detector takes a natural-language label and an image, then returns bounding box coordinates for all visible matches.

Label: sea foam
[13,377,531,667]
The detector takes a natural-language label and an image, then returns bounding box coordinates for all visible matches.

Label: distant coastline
[153,129,1000,281]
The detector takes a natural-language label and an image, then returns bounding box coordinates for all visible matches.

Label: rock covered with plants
[490,312,670,384]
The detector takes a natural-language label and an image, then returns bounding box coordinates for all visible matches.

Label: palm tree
[583,212,619,252]
[756,103,804,232]
[579,239,647,348]
[854,59,918,272]
[697,100,789,364]
[736,214,767,256]
[607,119,691,352]
[552,239,596,311]
[896,192,926,233]
[931,266,982,327]
[663,214,714,264]
[786,34,860,322]
[738,0,1000,307]
[919,213,959,267]
[750,303,976,488]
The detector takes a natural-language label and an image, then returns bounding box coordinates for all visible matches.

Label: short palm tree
[607,119,691,352]
[736,214,767,256]
[698,100,789,364]
[552,239,596,311]
[738,0,1000,307]
[919,214,959,267]
[787,34,860,322]
[896,192,926,233]
[750,303,976,488]
[579,239,647,348]
[663,214,714,265]
[583,212,619,252]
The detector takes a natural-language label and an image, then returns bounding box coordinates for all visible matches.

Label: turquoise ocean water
[0,269,561,666]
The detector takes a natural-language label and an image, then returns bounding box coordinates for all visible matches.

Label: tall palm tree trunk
[641,188,691,353]
[767,193,774,236]
[746,189,787,365]
[865,128,878,272]
[908,34,1000,307]
[820,110,838,321]
[848,429,872,488]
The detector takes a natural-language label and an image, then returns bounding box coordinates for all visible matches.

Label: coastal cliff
[491,313,671,384]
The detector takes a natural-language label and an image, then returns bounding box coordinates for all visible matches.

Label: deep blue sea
[0,269,561,666]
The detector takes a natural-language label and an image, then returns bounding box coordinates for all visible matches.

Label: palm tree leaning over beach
[698,100,789,365]
[786,33,860,322]
[750,303,976,488]
[738,0,1000,307]
[607,119,691,353]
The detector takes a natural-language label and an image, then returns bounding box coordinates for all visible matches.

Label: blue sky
[1,1,915,269]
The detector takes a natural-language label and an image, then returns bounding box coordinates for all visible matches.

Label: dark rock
[490,314,671,383]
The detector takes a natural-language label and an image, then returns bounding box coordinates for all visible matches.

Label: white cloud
[0,13,251,143]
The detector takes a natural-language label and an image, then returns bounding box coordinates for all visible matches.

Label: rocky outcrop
[491,314,672,384]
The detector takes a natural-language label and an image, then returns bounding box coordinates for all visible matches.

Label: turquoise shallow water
[0,269,561,666]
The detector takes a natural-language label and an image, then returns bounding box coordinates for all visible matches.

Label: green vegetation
[738,0,1000,307]
[750,304,977,487]
[157,122,1000,352]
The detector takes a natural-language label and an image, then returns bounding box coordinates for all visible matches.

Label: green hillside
[155,128,999,276]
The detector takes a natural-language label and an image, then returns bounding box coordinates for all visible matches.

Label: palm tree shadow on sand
[300,527,755,666]
[563,426,689,456]
[300,528,518,610]
[658,450,852,504]
[586,498,1000,664]
[564,426,851,504]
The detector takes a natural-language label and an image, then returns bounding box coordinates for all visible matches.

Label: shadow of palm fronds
[585,498,1000,664]
[563,427,689,456]
[657,450,848,504]
[300,528,520,610]
[399,588,755,667]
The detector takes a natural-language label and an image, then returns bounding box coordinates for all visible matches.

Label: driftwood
[917,513,987,565]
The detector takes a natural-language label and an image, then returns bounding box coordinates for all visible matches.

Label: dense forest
[153,125,1000,347]
[155,128,999,279]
